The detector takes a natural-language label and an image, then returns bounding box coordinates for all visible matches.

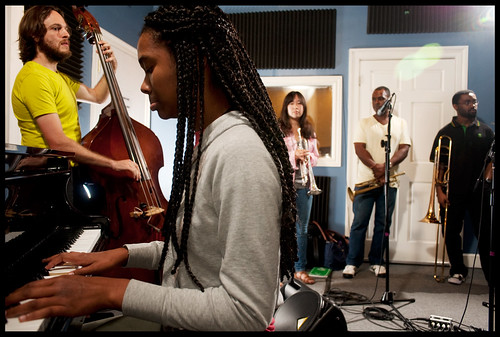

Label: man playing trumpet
[343,86,411,279]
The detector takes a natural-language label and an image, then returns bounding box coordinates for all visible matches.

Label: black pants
[473,183,494,288]
[442,185,493,285]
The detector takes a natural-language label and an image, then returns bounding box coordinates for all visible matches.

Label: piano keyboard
[5,228,102,332]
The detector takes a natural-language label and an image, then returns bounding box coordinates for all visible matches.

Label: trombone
[347,172,405,202]
[420,135,452,282]
[297,128,322,196]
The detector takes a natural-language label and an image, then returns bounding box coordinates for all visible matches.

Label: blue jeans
[294,188,313,272]
[346,186,397,267]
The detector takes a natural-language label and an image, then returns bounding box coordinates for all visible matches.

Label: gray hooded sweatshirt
[122,111,282,331]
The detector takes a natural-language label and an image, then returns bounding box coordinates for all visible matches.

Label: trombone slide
[420,135,452,282]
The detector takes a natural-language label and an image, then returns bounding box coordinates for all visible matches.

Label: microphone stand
[378,99,417,330]
[475,140,495,332]
[487,146,494,332]
[342,96,417,331]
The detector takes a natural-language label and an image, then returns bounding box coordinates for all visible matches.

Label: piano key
[5,228,102,332]
[67,228,101,253]
[4,300,49,331]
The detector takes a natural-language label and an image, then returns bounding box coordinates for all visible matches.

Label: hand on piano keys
[5,273,130,331]
[5,228,101,331]
[42,244,129,277]
[46,263,82,277]
[5,240,131,331]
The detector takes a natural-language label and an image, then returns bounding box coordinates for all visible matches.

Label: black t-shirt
[430,117,494,196]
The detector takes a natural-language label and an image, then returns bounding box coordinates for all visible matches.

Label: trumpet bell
[307,188,322,196]
[347,187,354,202]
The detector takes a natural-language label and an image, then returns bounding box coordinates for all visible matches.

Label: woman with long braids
[6,5,297,331]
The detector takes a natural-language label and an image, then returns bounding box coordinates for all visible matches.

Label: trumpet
[420,135,452,282]
[347,172,405,202]
[297,128,322,196]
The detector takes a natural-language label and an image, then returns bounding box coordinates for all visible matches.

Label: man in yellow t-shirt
[12,5,140,181]
[13,61,81,148]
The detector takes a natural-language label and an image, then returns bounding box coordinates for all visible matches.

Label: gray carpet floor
[302,263,493,333]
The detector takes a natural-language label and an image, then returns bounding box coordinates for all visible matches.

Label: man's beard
[458,108,477,120]
[38,39,72,63]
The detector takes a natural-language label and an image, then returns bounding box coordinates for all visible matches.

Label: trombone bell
[420,211,440,224]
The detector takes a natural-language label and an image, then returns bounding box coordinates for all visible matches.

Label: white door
[5,6,24,145]
[346,46,469,265]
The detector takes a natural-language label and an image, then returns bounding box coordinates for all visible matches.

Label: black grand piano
[4,144,107,331]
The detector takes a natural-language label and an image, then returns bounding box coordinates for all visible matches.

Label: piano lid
[5,143,75,179]
[4,143,107,235]
[5,143,75,157]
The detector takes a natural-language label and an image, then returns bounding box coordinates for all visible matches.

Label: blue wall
[79,6,495,252]
[222,6,495,240]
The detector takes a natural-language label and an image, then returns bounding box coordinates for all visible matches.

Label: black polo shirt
[430,116,494,196]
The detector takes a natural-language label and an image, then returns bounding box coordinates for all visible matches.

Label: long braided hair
[142,5,297,291]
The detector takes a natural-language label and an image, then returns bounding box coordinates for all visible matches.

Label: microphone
[377,93,395,116]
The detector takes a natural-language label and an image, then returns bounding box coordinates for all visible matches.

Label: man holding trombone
[343,86,411,279]
[429,90,494,286]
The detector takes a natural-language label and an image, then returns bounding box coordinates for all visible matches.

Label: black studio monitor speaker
[274,279,347,332]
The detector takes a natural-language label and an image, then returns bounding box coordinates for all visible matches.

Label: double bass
[72,6,167,282]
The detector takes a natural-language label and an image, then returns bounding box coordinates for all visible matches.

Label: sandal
[294,271,316,284]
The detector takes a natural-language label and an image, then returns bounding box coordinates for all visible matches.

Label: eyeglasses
[47,24,72,37]
[458,100,478,106]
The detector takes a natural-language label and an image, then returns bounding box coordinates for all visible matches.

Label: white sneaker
[342,265,357,278]
[448,274,465,285]
[369,264,386,277]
